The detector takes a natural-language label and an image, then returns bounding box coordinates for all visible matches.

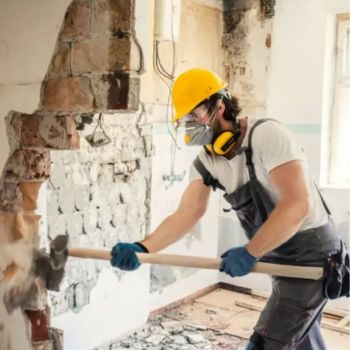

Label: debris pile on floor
[97,311,245,350]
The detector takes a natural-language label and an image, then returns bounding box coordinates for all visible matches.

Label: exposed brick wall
[0,0,144,348]
[42,0,140,113]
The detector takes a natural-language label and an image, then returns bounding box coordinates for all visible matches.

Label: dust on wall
[222,0,275,116]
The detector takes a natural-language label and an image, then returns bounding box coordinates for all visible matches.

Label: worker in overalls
[111,68,348,349]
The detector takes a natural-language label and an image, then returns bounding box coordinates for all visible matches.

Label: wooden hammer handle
[67,248,324,280]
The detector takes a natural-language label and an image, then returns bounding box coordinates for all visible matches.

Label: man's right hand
[110,242,148,271]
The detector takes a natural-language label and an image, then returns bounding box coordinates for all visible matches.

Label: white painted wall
[149,125,221,310]
[147,0,224,311]
[219,0,350,311]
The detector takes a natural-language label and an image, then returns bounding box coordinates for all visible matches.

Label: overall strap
[193,156,225,191]
[314,184,332,215]
[245,118,277,180]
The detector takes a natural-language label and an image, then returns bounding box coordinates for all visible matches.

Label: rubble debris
[96,312,246,350]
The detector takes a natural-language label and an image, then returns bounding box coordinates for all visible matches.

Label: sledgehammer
[50,235,324,280]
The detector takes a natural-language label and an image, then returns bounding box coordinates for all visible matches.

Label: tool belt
[324,240,350,299]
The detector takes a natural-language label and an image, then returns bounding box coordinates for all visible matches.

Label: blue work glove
[110,242,148,271]
[220,246,257,277]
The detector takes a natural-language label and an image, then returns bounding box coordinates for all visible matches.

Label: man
[111,68,346,349]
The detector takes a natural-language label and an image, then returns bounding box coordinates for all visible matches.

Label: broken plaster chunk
[184,332,207,344]
[145,333,167,344]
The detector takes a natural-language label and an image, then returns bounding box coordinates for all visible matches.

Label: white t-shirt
[190,118,329,231]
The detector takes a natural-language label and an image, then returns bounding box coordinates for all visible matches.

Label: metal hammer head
[50,235,69,270]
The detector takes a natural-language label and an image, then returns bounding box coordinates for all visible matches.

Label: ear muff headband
[206,128,241,156]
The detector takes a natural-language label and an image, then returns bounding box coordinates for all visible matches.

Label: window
[321,14,350,188]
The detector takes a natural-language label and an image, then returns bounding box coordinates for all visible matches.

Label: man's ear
[216,99,225,117]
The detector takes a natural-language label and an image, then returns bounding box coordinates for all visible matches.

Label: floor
[104,288,349,350]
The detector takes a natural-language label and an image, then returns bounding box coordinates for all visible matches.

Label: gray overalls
[194,119,341,350]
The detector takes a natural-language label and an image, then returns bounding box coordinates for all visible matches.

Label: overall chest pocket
[224,181,264,239]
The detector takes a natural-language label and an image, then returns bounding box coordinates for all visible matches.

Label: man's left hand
[220,246,257,277]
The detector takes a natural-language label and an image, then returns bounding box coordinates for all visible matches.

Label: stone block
[50,159,66,189]
[91,73,139,111]
[19,113,80,150]
[74,185,90,211]
[58,188,75,214]
[49,41,71,78]
[90,184,102,208]
[66,212,83,236]
[83,208,98,235]
[61,1,90,40]
[72,36,131,75]
[24,307,50,342]
[4,150,50,182]
[111,203,127,226]
[47,190,59,216]
[97,207,112,231]
[91,0,132,34]
[42,77,94,112]
[19,182,43,211]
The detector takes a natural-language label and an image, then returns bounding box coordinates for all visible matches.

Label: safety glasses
[177,104,210,127]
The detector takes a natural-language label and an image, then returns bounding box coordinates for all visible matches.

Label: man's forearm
[139,210,201,253]
[246,200,309,258]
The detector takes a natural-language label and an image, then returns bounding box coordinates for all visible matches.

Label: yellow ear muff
[212,131,237,155]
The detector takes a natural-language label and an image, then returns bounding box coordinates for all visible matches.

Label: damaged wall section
[0,0,145,349]
[223,0,274,116]
[47,112,152,315]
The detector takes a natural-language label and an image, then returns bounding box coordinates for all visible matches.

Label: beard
[211,119,224,141]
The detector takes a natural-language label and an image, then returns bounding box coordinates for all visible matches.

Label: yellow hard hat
[172,68,227,122]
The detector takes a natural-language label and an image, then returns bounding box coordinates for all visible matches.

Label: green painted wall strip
[153,123,321,135]
[286,124,321,134]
